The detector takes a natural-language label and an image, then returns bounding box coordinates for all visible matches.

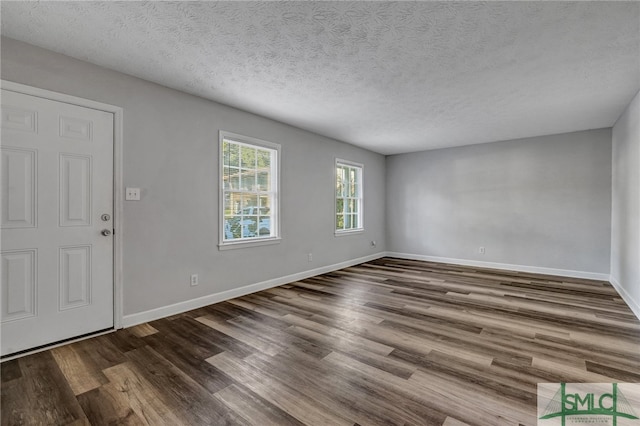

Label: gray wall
[386,129,612,274]
[1,37,386,316]
[611,90,640,314]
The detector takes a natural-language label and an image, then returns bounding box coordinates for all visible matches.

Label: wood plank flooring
[2,257,640,425]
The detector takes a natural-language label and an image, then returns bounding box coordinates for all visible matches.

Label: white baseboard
[384,252,611,281]
[609,275,640,321]
[122,252,386,328]
[123,251,638,327]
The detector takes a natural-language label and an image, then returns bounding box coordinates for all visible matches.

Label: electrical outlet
[479,247,485,254]
[371,240,377,247]
[190,274,199,286]
[308,253,313,262]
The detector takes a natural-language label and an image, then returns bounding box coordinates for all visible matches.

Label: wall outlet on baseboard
[308,253,313,262]
[190,274,199,286]
[479,247,485,254]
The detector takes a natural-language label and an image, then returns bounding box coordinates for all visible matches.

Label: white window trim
[335,158,364,236]
[218,131,281,250]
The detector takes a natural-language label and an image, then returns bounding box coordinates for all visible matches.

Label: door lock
[101,214,111,221]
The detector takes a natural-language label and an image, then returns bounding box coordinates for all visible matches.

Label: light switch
[125,187,141,201]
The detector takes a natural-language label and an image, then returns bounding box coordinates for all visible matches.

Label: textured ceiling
[2,1,639,155]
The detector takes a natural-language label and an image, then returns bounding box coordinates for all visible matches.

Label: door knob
[101,229,112,236]
[101,214,111,221]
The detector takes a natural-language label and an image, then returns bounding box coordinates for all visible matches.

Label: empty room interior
[1,2,640,425]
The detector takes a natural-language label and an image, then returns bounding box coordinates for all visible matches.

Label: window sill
[334,229,364,237]
[218,237,281,251]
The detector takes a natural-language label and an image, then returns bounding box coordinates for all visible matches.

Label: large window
[220,132,279,248]
[336,159,363,233]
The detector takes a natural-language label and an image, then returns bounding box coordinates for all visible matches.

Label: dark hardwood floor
[2,257,640,425]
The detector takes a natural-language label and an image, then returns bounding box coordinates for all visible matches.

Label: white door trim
[1,80,124,330]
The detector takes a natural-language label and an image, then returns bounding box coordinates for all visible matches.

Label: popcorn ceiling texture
[2,1,639,154]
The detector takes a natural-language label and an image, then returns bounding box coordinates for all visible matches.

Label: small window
[336,159,363,233]
[220,132,280,248]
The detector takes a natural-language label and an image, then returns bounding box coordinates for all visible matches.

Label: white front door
[1,89,114,356]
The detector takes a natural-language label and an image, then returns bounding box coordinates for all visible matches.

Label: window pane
[224,216,242,240]
[221,136,278,244]
[227,142,239,167]
[343,172,350,198]
[257,171,270,191]
[225,192,242,215]
[243,194,258,212]
[259,196,270,209]
[344,214,352,229]
[238,194,247,214]
[336,162,362,232]
[257,215,271,236]
[223,166,230,189]
[242,216,258,238]
[257,149,270,168]
[223,192,231,214]
[241,146,256,168]
[223,141,230,166]
[336,167,344,196]
[228,167,240,189]
[241,169,256,191]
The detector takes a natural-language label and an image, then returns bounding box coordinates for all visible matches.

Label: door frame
[2,80,124,330]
